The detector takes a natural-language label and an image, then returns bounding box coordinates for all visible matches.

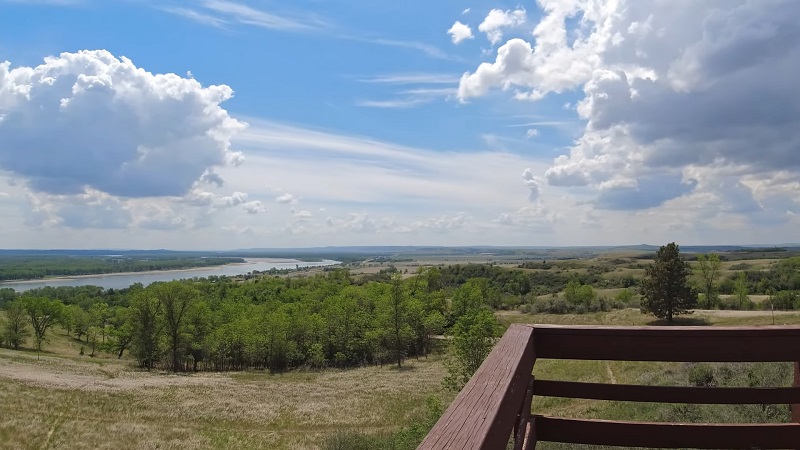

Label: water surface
[1,259,339,292]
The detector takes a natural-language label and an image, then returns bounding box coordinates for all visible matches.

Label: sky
[0,0,798,249]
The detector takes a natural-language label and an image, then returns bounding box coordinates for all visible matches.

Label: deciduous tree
[443,308,502,391]
[696,253,721,308]
[22,296,63,355]
[3,300,30,350]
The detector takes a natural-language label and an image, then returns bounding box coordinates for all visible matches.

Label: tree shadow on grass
[646,316,711,326]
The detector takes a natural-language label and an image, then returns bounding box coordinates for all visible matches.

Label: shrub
[688,364,716,387]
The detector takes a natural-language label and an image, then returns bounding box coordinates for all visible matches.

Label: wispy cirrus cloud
[1,0,84,4]
[159,0,329,33]
[356,73,460,85]
[355,98,430,109]
[160,6,229,29]
[160,1,451,60]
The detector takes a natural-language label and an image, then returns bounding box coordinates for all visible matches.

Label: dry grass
[0,331,448,450]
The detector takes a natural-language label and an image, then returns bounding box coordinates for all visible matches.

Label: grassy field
[0,324,449,450]
[499,309,800,449]
[4,308,798,449]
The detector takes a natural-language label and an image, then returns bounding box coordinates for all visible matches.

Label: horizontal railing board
[534,380,800,404]
[533,325,800,361]
[417,324,536,450]
[533,416,800,449]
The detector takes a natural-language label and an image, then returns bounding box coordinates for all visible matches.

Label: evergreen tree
[640,243,697,323]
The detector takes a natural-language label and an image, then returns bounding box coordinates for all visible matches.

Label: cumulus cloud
[461,0,800,217]
[292,209,313,220]
[243,200,266,214]
[525,128,539,139]
[522,168,541,201]
[275,192,298,204]
[410,213,467,233]
[447,21,474,44]
[478,8,526,45]
[496,203,557,230]
[26,189,132,229]
[0,50,246,198]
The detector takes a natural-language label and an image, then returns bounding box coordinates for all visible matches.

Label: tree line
[0,256,245,281]
[0,269,502,378]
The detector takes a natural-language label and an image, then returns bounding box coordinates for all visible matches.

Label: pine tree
[640,243,697,323]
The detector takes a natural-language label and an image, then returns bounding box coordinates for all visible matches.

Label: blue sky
[0,0,799,249]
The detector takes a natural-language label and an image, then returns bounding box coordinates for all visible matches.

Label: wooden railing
[418,324,800,449]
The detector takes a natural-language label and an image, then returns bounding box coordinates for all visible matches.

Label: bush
[764,291,800,310]
[688,364,716,387]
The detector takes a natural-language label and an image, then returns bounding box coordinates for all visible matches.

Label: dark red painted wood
[533,324,800,362]
[418,324,536,450]
[533,416,800,449]
[534,379,800,404]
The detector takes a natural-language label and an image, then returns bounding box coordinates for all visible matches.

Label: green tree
[130,290,162,369]
[733,272,750,309]
[384,275,411,368]
[73,307,90,342]
[89,302,112,343]
[443,308,502,391]
[696,253,721,309]
[3,300,30,350]
[640,243,698,323]
[563,280,597,306]
[450,278,487,321]
[107,307,134,358]
[153,282,198,372]
[22,296,63,356]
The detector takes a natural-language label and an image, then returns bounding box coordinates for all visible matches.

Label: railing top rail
[531,324,800,362]
[532,323,800,334]
[418,324,800,450]
[418,324,536,450]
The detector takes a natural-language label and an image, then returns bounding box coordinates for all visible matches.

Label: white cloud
[525,128,539,139]
[159,6,228,29]
[199,0,328,32]
[447,21,474,44]
[275,193,298,204]
[463,8,471,15]
[243,200,266,214]
[0,50,246,198]
[461,0,800,221]
[478,8,526,45]
[522,168,541,201]
[357,73,459,84]
[410,213,468,233]
[356,98,429,109]
[292,209,313,220]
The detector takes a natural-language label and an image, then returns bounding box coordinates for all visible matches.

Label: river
[0,258,340,292]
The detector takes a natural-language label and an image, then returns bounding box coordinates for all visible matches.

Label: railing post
[513,377,535,450]
[793,362,800,423]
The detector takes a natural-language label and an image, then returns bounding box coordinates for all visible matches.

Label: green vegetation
[640,243,697,323]
[0,255,245,281]
[4,245,800,448]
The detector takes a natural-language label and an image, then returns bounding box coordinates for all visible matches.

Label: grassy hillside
[0,322,449,450]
